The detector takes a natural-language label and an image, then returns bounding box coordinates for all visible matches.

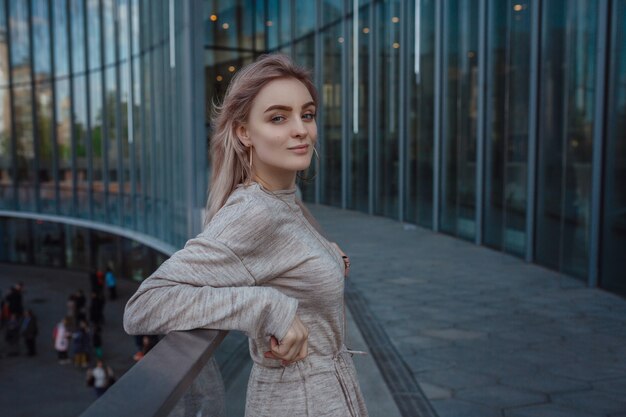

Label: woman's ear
[236,124,251,147]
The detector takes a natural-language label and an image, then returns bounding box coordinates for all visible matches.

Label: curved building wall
[204,0,625,296]
[0,0,206,256]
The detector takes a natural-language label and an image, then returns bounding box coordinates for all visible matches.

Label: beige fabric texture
[124,182,368,417]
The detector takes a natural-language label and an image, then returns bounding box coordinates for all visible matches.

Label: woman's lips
[289,144,309,154]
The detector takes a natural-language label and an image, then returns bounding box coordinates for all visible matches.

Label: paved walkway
[0,264,139,417]
[3,202,626,417]
[309,204,626,417]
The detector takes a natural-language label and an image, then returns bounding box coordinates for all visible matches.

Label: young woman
[124,54,368,416]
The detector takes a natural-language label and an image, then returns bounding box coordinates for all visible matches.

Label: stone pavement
[3,202,626,417]
[309,204,626,417]
[0,263,139,417]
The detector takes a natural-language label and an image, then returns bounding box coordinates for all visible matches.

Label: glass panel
[118,0,132,227]
[33,219,65,267]
[348,1,370,212]
[10,0,35,211]
[321,21,342,207]
[601,0,626,295]
[33,0,55,214]
[103,0,119,224]
[131,0,142,231]
[140,0,155,233]
[205,0,255,50]
[440,0,478,239]
[87,0,105,220]
[53,0,73,215]
[0,3,14,209]
[374,0,401,219]
[293,5,316,202]
[535,0,597,279]
[65,223,90,270]
[405,0,435,227]
[91,228,120,272]
[4,218,33,263]
[295,0,316,39]
[71,0,89,218]
[153,0,164,240]
[267,0,291,51]
[323,0,343,24]
[483,0,530,256]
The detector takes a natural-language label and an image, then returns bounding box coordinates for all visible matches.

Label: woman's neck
[251,171,296,191]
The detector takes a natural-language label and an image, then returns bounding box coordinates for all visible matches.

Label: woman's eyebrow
[263,101,316,113]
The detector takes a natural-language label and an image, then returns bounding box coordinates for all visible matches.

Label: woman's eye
[303,113,316,120]
[271,115,285,123]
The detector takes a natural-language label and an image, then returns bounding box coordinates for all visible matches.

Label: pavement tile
[549,360,626,382]
[455,384,547,409]
[416,367,497,390]
[429,398,501,417]
[309,204,626,417]
[504,403,605,417]
[417,381,453,400]
[593,377,626,396]
[552,390,626,415]
[499,372,591,394]
[421,328,487,341]
[403,352,454,374]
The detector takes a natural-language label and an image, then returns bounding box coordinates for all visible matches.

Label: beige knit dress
[123,182,369,417]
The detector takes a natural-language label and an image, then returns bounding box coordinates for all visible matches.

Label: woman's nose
[292,118,308,137]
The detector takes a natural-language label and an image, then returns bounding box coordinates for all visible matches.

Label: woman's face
[237,77,317,188]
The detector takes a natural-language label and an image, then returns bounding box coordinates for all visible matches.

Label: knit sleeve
[123,200,299,340]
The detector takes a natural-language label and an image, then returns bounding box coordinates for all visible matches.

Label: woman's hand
[264,314,308,366]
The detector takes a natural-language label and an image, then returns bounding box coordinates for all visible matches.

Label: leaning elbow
[123,305,139,335]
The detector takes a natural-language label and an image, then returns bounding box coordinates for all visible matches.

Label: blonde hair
[204,54,318,226]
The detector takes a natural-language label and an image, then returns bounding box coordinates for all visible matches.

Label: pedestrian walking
[91,324,103,359]
[5,284,24,318]
[4,313,21,356]
[53,317,71,364]
[21,309,38,356]
[86,359,115,397]
[74,290,87,321]
[72,320,90,368]
[105,267,117,300]
[89,291,105,326]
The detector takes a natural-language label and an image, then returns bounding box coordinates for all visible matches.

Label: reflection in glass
[375,0,401,219]
[33,220,65,267]
[293,3,316,202]
[104,0,119,224]
[483,0,530,255]
[118,0,132,227]
[71,0,89,218]
[266,0,291,52]
[87,0,105,220]
[440,0,478,239]
[535,0,597,279]
[3,218,32,263]
[406,0,435,227]
[10,0,35,211]
[53,0,73,215]
[348,2,370,212]
[601,0,626,295]
[33,0,55,214]
[0,3,13,209]
[131,0,143,231]
[321,21,342,206]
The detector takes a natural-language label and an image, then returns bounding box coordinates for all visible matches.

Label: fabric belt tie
[269,346,367,417]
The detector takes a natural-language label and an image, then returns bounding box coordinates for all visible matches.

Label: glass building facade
[0,0,624,296]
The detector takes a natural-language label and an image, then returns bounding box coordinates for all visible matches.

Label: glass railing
[79,329,228,417]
